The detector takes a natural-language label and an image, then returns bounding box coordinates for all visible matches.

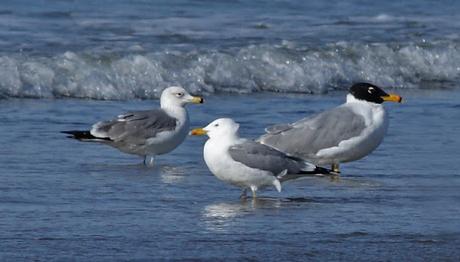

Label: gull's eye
[368,87,374,94]
[214,123,219,127]
[176,92,184,97]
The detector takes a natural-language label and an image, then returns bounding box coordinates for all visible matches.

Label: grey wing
[90,109,177,144]
[228,141,304,175]
[265,123,292,134]
[258,106,366,158]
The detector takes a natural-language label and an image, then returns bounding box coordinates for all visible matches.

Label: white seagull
[62,86,204,166]
[258,83,402,173]
[191,118,331,198]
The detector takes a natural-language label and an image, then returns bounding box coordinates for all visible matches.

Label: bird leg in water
[144,155,155,167]
[240,188,248,200]
[331,163,340,174]
[250,185,257,199]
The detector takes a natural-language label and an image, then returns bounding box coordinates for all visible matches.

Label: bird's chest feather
[345,105,387,158]
[204,141,233,176]
[359,105,387,143]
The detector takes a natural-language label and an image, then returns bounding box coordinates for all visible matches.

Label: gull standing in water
[62,86,204,166]
[258,83,402,173]
[191,118,331,199]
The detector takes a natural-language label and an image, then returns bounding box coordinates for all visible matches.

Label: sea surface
[1,0,460,261]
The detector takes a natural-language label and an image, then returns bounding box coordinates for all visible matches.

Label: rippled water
[1,89,459,260]
[1,0,459,260]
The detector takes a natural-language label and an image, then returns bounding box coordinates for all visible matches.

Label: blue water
[2,90,460,260]
[1,1,460,260]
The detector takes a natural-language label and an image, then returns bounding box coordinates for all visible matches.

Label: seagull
[62,86,204,166]
[191,118,331,198]
[258,83,402,173]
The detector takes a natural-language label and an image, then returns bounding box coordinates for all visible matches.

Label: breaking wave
[1,40,459,99]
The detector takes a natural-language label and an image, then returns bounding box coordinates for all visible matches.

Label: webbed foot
[331,163,341,174]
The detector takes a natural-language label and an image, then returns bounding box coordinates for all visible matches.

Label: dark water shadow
[282,173,382,188]
[321,175,382,187]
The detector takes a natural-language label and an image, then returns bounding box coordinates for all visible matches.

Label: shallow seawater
[1,89,459,260]
[1,0,460,259]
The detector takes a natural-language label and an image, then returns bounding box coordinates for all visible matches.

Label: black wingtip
[61,130,94,140]
[314,166,333,175]
[298,166,335,176]
[61,130,113,141]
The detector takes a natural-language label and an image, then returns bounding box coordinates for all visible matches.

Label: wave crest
[1,41,459,99]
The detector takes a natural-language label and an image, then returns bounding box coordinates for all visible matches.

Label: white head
[191,118,240,140]
[160,86,204,108]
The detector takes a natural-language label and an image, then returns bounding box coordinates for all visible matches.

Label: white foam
[1,41,459,99]
[373,14,394,22]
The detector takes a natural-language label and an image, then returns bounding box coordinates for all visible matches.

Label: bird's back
[259,105,365,161]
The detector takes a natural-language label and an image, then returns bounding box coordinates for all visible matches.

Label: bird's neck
[346,94,361,103]
[162,104,188,124]
[346,93,385,126]
[346,94,382,109]
[207,134,240,149]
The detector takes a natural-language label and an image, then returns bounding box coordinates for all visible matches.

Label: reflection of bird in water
[62,86,204,166]
[191,118,332,199]
[204,199,284,220]
[203,197,314,225]
[204,202,251,219]
[259,83,402,173]
[160,165,188,184]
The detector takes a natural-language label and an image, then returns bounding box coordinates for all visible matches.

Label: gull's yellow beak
[190,96,204,104]
[190,128,207,136]
[381,93,402,103]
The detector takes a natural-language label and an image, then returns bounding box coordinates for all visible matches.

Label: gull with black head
[258,82,402,173]
[62,86,204,166]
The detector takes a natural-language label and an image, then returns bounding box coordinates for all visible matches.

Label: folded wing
[90,109,177,144]
[258,106,367,159]
[228,140,316,175]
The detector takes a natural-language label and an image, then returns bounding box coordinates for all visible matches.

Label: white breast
[204,140,236,182]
